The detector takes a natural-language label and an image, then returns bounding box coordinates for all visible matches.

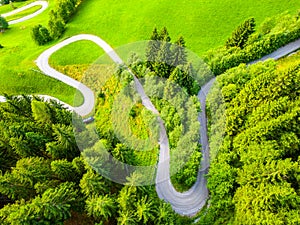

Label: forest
[201,43,300,225]
[0,28,203,224]
[0,95,195,224]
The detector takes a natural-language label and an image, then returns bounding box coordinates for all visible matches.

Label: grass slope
[0,1,33,15]
[0,0,84,105]
[0,0,299,105]
[5,5,42,22]
[51,0,300,61]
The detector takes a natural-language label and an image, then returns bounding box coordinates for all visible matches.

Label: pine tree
[85,194,116,221]
[172,36,187,67]
[159,26,171,42]
[31,24,52,46]
[226,17,256,49]
[0,16,8,32]
[146,27,161,70]
[48,10,66,39]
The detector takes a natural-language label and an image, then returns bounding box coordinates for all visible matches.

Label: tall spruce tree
[226,17,256,49]
[146,27,161,70]
[172,36,187,67]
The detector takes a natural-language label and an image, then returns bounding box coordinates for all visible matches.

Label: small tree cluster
[145,27,200,94]
[205,11,300,75]
[31,25,52,46]
[31,0,82,45]
[0,16,8,32]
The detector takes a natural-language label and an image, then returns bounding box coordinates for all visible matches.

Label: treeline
[204,11,300,75]
[0,95,193,224]
[32,0,82,45]
[199,58,300,224]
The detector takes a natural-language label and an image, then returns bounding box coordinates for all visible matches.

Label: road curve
[35,35,300,216]
[2,33,300,216]
[2,1,48,25]
[36,34,123,116]
[34,34,212,215]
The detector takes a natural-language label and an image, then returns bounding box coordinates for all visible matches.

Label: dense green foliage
[200,58,300,224]
[0,96,193,224]
[205,11,300,75]
[90,28,202,191]
[31,24,52,45]
[0,16,8,31]
[32,0,82,44]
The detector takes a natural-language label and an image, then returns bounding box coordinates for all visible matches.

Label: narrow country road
[2,1,48,25]
[1,29,300,215]
[33,34,300,216]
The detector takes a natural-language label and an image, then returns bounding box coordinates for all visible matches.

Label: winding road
[33,35,300,216]
[2,1,48,25]
[1,5,300,215]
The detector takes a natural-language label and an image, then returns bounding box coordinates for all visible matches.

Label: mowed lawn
[0,0,300,104]
[53,0,300,60]
[0,0,84,106]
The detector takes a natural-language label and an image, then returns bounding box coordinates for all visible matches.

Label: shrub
[31,25,52,46]
[0,16,8,32]
[48,11,66,39]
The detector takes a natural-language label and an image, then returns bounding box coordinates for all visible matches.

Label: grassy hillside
[0,0,299,104]
[53,0,300,58]
[0,0,84,105]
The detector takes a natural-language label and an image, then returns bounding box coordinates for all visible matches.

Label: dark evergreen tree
[146,27,161,70]
[172,36,187,67]
[226,17,256,49]
[0,16,8,32]
[31,25,52,46]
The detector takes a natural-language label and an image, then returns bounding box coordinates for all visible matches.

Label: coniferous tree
[226,17,256,49]
[146,27,161,70]
[48,10,66,39]
[172,36,187,67]
[31,24,52,46]
[0,16,8,32]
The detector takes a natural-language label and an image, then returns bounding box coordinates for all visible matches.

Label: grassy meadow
[0,0,300,105]
[0,0,34,15]
[5,4,42,22]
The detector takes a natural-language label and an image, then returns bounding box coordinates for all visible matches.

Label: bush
[0,16,8,32]
[31,25,52,46]
[48,11,66,39]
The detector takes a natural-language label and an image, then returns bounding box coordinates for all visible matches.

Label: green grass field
[53,0,300,58]
[0,0,84,105]
[5,4,42,22]
[0,0,34,15]
[1,0,300,105]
